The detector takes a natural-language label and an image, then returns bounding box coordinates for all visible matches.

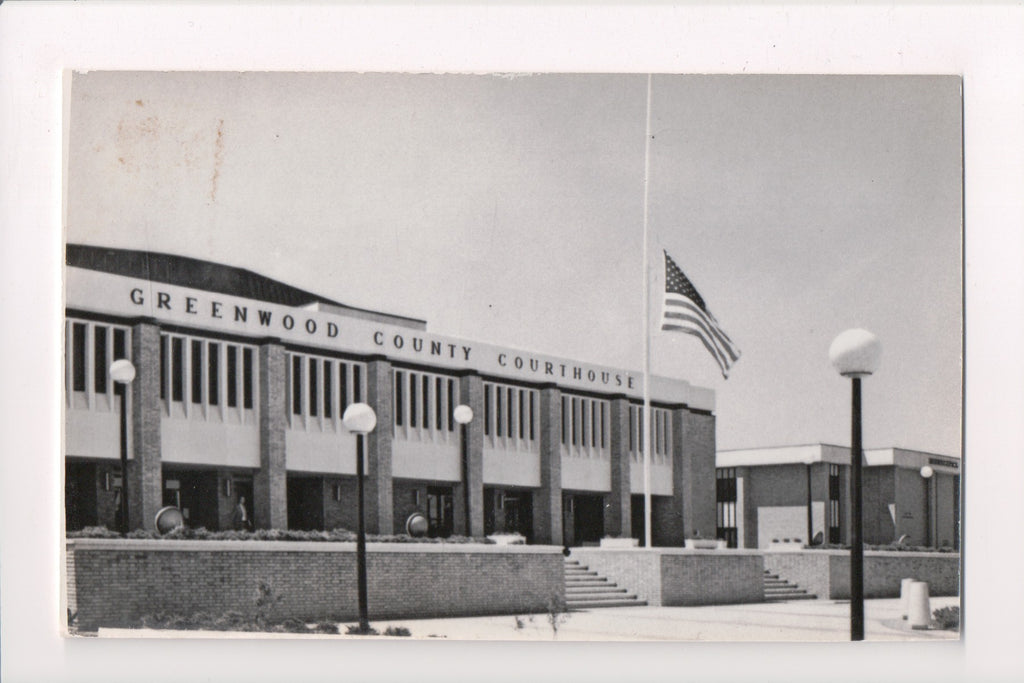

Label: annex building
[64,244,718,546]
[716,444,961,550]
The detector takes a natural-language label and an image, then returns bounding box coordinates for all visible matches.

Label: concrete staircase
[564,558,647,610]
[763,570,817,602]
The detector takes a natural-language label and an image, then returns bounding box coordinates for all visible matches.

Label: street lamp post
[453,405,474,537]
[829,328,882,642]
[110,359,136,535]
[920,466,934,547]
[342,402,377,633]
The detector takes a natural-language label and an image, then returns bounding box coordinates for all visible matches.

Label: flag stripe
[663,298,741,362]
[661,324,731,377]
[660,251,741,378]
[663,309,737,362]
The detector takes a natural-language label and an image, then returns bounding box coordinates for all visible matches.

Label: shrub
[933,606,960,630]
[345,624,379,636]
[383,626,411,637]
[68,525,494,544]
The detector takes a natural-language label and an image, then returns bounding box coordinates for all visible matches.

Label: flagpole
[641,73,654,549]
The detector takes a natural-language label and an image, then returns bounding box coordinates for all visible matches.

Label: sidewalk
[98,597,960,642]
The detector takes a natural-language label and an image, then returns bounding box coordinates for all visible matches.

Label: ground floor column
[364,358,394,535]
[127,321,162,531]
[533,385,563,545]
[604,396,632,539]
[254,341,287,529]
[457,373,484,538]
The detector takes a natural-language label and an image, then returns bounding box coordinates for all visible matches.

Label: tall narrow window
[394,371,404,427]
[191,340,203,404]
[495,386,503,437]
[242,348,253,409]
[291,355,302,415]
[226,346,238,408]
[94,326,108,394]
[506,387,514,439]
[447,379,455,431]
[422,374,430,430]
[208,343,219,406]
[72,323,86,392]
[591,401,598,448]
[409,373,418,428]
[519,390,526,439]
[171,338,184,401]
[353,365,362,402]
[435,377,443,431]
[562,396,570,444]
[338,363,348,417]
[600,403,607,448]
[113,328,127,361]
[484,385,491,436]
[529,393,536,440]
[323,360,332,417]
[160,335,168,400]
[308,357,318,417]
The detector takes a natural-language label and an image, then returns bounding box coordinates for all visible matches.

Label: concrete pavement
[97,596,960,641]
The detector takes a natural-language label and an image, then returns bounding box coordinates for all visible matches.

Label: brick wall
[764,550,960,599]
[571,548,764,606]
[69,539,564,630]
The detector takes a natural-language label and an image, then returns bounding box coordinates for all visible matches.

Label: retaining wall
[570,548,764,606]
[763,550,960,599]
[69,539,564,631]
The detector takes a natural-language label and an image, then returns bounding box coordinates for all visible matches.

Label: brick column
[675,408,717,543]
[458,374,485,538]
[604,397,632,538]
[127,321,162,531]
[254,341,287,529]
[533,386,563,545]
[364,359,393,535]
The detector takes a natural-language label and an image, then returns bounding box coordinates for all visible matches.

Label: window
[483,382,538,448]
[286,352,364,428]
[628,404,671,462]
[160,332,256,418]
[65,319,132,404]
[716,468,738,548]
[394,369,458,437]
[828,464,841,544]
[561,393,610,457]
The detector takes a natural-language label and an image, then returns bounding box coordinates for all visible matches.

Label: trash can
[908,581,931,630]
[900,577,916,620]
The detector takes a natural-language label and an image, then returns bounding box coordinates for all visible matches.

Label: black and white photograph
[3,3,1024,683]
[60,70,963,643]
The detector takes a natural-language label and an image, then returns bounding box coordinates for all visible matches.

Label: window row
[484,382,538,442]
[288,352,364,421]
[628,405,672,460]
[394,370,458,433]
[160,334,256,410]
[560,395,609,452]
[66,319,130,398]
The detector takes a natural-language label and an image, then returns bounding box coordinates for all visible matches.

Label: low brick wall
[571,548,764,606]
[764,550,960,599]
[69,539,564,631]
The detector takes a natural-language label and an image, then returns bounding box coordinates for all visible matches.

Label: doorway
[426,486,454,538]
[563,493,604,547]
[65,461,98,531]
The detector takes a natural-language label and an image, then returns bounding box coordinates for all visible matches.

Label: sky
[66,71,963,455]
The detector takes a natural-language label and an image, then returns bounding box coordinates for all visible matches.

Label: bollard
[900,578,916,620]
[908,581,931,630]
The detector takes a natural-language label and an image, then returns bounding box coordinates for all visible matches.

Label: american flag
[660,251,741,378]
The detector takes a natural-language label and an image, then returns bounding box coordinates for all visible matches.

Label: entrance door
[564,493,604,547]
[426,486,453,538]
[163,470,219,530]
[287,476,324,530]
[65,462,98,531]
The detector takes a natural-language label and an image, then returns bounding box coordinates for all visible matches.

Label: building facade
[64,245,718,546]
[715,444,961,550]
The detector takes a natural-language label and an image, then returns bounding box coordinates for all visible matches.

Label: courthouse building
[64,244,718,546]
[715,444,961,550]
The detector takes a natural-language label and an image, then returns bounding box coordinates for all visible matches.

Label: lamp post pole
[830,329,881,642]
[110,359,136,535]
[454,405,474,537]
[920,466,934,547]
[343,403,377,634]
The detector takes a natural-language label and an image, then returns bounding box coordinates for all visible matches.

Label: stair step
[567,586,627,594]
[567,599,648,609]
[765,593,818,602]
